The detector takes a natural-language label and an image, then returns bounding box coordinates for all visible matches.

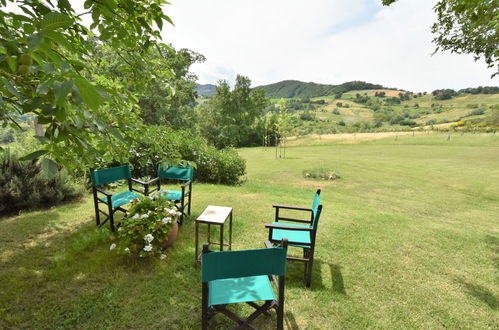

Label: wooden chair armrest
[272,204,313,212]
[265,223,313,232]
[134,177,159,185]
[181,180,192,188]
[95,186,112,197]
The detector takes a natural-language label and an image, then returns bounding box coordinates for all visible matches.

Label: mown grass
[1,133,498,329]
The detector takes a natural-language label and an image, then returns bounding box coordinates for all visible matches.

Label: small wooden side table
[195,205,233,267]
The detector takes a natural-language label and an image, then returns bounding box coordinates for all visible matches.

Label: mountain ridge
[196,80,394,98]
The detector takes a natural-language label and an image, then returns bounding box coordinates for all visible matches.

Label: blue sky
[163,0,497,92]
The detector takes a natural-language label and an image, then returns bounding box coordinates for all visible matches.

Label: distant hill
[195,84,217,96]
[253,80,390,98]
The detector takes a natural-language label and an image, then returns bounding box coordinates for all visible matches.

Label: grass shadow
[456,278,498,310]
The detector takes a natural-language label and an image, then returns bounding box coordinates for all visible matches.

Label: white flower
[126,212,130,217]
[132,214,139,219]
[144,234,154,243]
[149,195,154,200]
[168,209,177,216]
[117,227,122,232]
[143,244,153,252]
[162,217,172,224]
[160,254,167,260]
[141,214,148,219]
[124,247,130,252]
[109,243,116,251]
[176,211,182,217]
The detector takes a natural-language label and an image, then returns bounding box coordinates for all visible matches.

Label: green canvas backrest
[202,246,287,282]
[158,164,193,181]
[311,190,322,231]
[91,165,131,186]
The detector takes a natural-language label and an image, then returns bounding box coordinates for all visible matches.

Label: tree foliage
[255,80,387,98]
[383,0,498,76]
[0,0,172,169]
[199,75,270,148]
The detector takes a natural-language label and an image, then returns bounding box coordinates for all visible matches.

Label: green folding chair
[146,164,193,225]
[265,189,323,287]
[90,165,148,231]
[201,239,288,330]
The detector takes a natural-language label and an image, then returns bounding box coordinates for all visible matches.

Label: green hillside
[253,80,388,98]
[276,90,499,136]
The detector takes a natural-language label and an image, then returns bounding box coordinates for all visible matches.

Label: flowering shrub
[110,193,181,258]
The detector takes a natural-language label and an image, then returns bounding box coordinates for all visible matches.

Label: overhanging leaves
[40,12,74,30]
[74,77,105,110]
[19,149,49,161]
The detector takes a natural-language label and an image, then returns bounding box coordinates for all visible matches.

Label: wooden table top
[196,205,232,224]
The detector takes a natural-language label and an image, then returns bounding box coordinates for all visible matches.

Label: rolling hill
[195,84,217,96]
[253,80,391,98]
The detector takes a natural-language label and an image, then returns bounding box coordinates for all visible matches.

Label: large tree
[199,75,269,148]
[0,0,172,171]
[383,0,498,77]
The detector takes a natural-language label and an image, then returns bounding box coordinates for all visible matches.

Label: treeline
[431,86,499,100]
[254,80,386,98]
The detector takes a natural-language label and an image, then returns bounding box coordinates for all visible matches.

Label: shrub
[303,168,341,181]
[93,126,246,185]
[0,150,83,215]
[0,128,14,143]
[300,112,315,121]
[470,108,486,116]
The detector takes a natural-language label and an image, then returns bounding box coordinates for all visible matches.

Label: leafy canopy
[0,0,172,169]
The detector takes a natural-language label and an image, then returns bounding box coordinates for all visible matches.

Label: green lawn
[1,133,498,329]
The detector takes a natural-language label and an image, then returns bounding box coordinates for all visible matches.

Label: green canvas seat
[159,189,183,202]
[201,239,288,330]
[98,190,140,209]
[208,275,275,306]
[90,165,148,231]
[265,189,323,287]
[270,222,311,247]
[144,164,194,225]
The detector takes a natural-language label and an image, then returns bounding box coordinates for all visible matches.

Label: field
[1,133,498,329]
[306,91,499,129]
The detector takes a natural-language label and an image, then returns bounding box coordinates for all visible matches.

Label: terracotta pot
[160,222,179,249]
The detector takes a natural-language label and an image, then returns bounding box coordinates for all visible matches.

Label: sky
[162,0,497,92]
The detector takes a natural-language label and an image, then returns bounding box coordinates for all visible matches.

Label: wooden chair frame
[143,165,193,225]
[90,166,148,232]
[265,189,322,287]
[201,239,288,330]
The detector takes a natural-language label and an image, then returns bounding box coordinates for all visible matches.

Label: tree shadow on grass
[456,279,498,311]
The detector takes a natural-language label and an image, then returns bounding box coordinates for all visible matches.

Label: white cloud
[162,0,497,91]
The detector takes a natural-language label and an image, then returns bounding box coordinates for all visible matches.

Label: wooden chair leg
[92,190,100,226]
[305,251,314,287]
[108,206,115,232]
[202,283,208,330]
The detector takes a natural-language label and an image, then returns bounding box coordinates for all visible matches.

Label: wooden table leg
[220,224,224,251]
[195,221,199,267]
[229,211,232,251]
[208,223,211,245]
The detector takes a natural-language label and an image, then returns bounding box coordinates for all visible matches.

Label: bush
[0,150,83,215]
[94,126,246,185]
[300,112,315,121]
[0,128,14,143]
[470,108,486,116]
